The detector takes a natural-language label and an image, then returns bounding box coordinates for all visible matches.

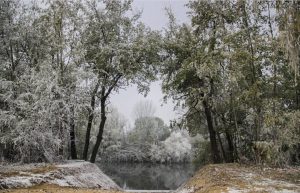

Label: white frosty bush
[0,60,89,162]
[149,130,192,163]
[163,130,192,162]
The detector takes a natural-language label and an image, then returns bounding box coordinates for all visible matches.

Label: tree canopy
[0,0,299,166]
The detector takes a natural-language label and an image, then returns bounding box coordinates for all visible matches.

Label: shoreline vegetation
[1,161,299,193]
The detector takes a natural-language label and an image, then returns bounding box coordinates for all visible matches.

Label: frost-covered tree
[129,100,170,148]
[133,100,156,119]
[130,116,169,146]
[0,0,160,163]
[101,107,127,152]
[81,0,161,163]
[161,0,300,166]
[1,0,299,167]
[0,0,86,162]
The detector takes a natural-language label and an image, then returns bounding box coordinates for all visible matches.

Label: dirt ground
[1,163,300,193]
[0,161,119,191]
[178,163,300,193]
[0,184,123,193]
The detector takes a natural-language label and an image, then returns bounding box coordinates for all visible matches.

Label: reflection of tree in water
[97,162,197,190]
[156,165,195,189]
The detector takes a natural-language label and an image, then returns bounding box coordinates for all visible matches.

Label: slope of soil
[175,163,300,193]
[0,160,120,190]
[1,162,299,193]
[0,183,122,193]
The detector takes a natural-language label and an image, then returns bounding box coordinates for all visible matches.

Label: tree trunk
[214,116,226,162]
[217,131,226,162]
[90,96,107,163]
[203,99,221,163]
[82,81,100,160]
[225,130,234,162]
[221,110,235,162]
[233,106,240,161]
[267,1,277,114]
[70,106,77,159]
[296,81,300,109]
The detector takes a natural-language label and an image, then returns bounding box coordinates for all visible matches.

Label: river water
[97,162,198,190]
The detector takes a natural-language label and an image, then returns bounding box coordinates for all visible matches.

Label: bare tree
[133,100,157,119]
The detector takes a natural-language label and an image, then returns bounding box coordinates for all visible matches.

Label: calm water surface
[97,162,198,190]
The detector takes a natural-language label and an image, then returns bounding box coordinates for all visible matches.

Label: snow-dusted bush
[0,65,73,162]
[163,130,192,162]
[148,143,167,162]
[148,130,192,163]
[260,110,300,166]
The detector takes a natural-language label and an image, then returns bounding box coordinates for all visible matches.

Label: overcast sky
[110,0,190,126]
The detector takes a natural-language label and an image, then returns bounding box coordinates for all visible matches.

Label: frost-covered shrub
[239,108,300,166]
[101,145,147,162]
[268,111,300,166]
[101,128,194,163]
[252,141,273,165]
[1,68,58,162]
[163,130,192,162]
[148,143,167,162]
[0,63,86,162]
[148,130,192,163]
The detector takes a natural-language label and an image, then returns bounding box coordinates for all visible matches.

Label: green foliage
[161,0,300,166]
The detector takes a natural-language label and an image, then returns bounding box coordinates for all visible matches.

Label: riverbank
[0,160,120,191]
[1,162,299,193]
[176,163,300,193]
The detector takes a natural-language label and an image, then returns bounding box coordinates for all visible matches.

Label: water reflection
[97,162,198,190]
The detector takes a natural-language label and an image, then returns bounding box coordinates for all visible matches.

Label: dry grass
[29,165,57,174]
[1,163,299,193]
[0,184,123,193]
[182,163,300,193]
[0,165,56,178]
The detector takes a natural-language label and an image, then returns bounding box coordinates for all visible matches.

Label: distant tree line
[96,102,195,163]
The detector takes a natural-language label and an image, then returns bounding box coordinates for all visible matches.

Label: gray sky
[110,0,190,126]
